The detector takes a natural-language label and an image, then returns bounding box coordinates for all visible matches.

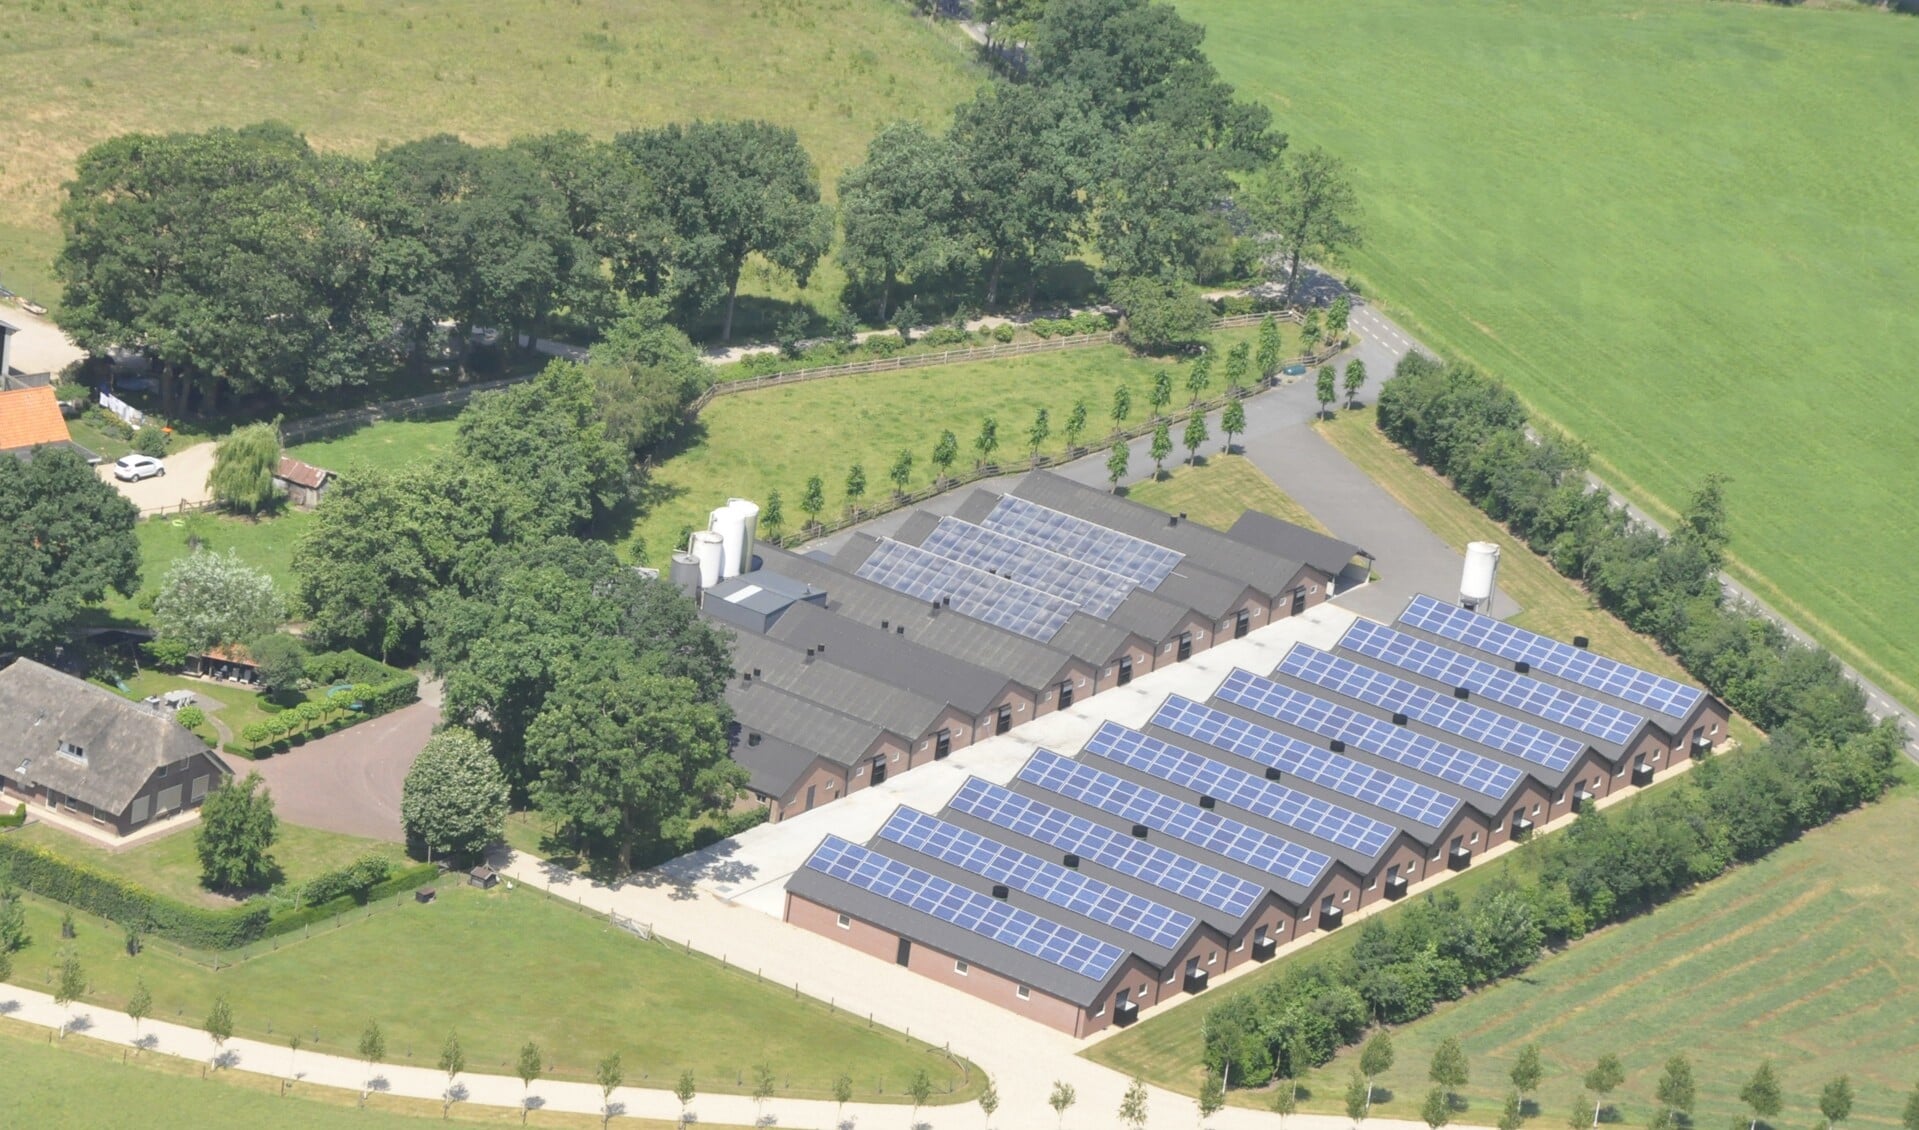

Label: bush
[1072,311,1112,334]
[921,325,970,347]
[133,425,170,457]
[299,854,394,908]
[0,803,25,829]
[1111,276,1212,355]
[992,323,1016,343]
[261,862,439,939]
[142,637,191,671]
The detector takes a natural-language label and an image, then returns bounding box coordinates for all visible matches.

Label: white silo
[709,504,748,579]
[691,529,726,589]
[726,497,761,574]
[1460,541,1501,613]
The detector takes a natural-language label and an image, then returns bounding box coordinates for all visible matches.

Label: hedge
[299,853,393,908]
[0,838,271,949]
[0,803,25,829]
[0,839,438,950]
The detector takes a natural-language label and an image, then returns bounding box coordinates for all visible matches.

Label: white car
[112,454,166,481]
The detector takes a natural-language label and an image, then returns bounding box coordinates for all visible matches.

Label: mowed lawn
[0,0,981,313]
[0,883,976,1104]
[93,508,315,625]
[1125,453,1331,535]
[1180,0,1919,704]
[0,1018,737,1130]
[1286,780,1919,1128]
[287,415,463,476]
[636,332,1257,562]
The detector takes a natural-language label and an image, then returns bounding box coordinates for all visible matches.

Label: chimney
[1168,514,1178,527]
[817,643,826,656]
[805,648,815,663]
[942,595,951,608]
[895,625,905,636]
[881,620,889,631]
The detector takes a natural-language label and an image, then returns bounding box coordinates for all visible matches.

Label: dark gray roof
[785,849,1126,1007]
[1228,509,1366,575]
[1010,472,1318,598]
[728,678,888,776]
[0,659,230,815]
[753,545,1078,690]
[707,571,827,616]
[729,631,948,742]
[767,600,1017,716]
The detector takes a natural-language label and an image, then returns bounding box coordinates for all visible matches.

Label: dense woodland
[49,0,1363,426]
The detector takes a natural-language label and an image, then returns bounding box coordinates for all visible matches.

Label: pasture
[0,0,981,314]
[1180,0,1919,704]
[0,881,977,1103]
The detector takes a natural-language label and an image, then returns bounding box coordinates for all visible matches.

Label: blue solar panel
[1340,619,1646,746]
[1151,696,1459,827]
[948,778,1262,919]
[1277,646,1584,772]
[918,517,1138,619]
[855,538,1079,640]
[1400,595,1704,718]
[803,836,1125,980]
[981,496,1184,590]
[1018,750,1331,889]
[878,808,1194,950]
[1216,669,1523,799]
[1082,721,1397,855]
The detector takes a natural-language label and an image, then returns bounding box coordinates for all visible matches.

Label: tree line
[52,0,1364,421]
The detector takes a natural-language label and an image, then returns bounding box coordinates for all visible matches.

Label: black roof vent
[1453,686,1470,700]
[1392,712,1409,726]
[1131,823,1149,839]
[1329,739,1345,753]
[747,732,761,747]
[1198,795,1216,810]
[991,884,1009,900]
[896,625,905,635]
[1573,635,1589,649]
[742,672,752,684]
[1062,853,1080,869]
[942,595,951,607]
[753,668,761,678]
[804,647,815,662]
[1515,660,1530,674]
[817,643,826,655]
[1264,766,1283,781]
[881,619,889,630]
[930,599,940,614]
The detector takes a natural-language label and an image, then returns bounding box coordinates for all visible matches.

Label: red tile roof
[276,455,331,490]
[0,386,71,452]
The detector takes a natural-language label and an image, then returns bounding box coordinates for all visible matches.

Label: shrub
[174,706,205,731]
[299,854,394,908]
[921,325,970,347]
[1072,311,1113,334]
[133,425,170,457]
[0,839,271,949]
[0,803,26,829]
[143,637,191,670]
[992,323,1016,343]
[1029,318,1057,339]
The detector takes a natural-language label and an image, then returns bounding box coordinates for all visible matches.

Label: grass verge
[1123,453,1331,534]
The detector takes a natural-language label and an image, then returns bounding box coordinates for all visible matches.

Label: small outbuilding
[275,455,333,510]
[467,865,499,889]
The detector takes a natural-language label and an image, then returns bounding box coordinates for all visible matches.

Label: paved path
[0,300,85,373]
[249,682,441,842]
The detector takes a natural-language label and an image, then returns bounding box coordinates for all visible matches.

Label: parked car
[112,454,165,481]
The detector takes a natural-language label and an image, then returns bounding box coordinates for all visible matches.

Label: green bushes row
[0,838,271,949]
[1027,311,1112,339]
[303,649,406,687]
[298,853,394,908]
[0,839,439,950]
[1202,724,1903,1087]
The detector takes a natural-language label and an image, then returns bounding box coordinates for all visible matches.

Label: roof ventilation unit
[1329,739,1345,753]
[1453,686,1470,700]
[1264,766,1283,781]
[1131,823,1149,839]
[1573,635,1590,649]
[895,626,905,636]
[1062,853,1080,869]
[1198,795,1216,810]
[747,732,761,747]
[991,884,1009,900]
[1392,712,1409,726]
[1514,660,1531,674]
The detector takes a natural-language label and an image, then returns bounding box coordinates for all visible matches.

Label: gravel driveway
[247,680,441,842]
[97,439,216,514]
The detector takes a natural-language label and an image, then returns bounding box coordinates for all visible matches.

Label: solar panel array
[878,807,1194,950]
[804,835,1125,980]
[981,495,1184,590]
[1278,646,1584,773]
[948,778,1262,919]
[1019,749,1331,889]
[921,517,1138,619]
[855,538,1078,641]
[1401,595,1704,718]
[1152,696,1459,827]
[1083,721,1397,856]
[1217,669,1523,798]
[1341,619,1646,746]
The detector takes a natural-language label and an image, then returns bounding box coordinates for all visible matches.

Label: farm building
[783,595,1727,1036]
[0,659,233,838]
[275,455,333,509]
[691,471,1369,821]
[0,385,95,463]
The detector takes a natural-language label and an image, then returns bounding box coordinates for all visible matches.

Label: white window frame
[1015,985,1030,1001]
[836,913,850,930]
[955,960,969,976]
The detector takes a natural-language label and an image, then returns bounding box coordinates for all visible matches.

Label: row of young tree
[53,0,1363,420]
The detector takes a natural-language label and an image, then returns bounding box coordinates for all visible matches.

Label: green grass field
[10,820,406,909]
[1181,0,1919,705]
[287,415,463,477]
[0,1018,741,1130]
[1124,453,1330,535]
[0,882,975,1104]
[99,509,314,627]
[0,0,981,320]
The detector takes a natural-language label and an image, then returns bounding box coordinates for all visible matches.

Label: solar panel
[803,835,1125,980]
[981,495,1184,590]
[1340,619,1646,746]
[918,517,1139,619]
[1400,595,1704,718]
[855,538,1078,641]
[1278,646,1584,773]
[878,807,1194,950]
[1083,721,1398,855]
[948,778,1262,919]
[1216,669,1524,799]
[1151,696,1459,827]
[1018,750,1331,889]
